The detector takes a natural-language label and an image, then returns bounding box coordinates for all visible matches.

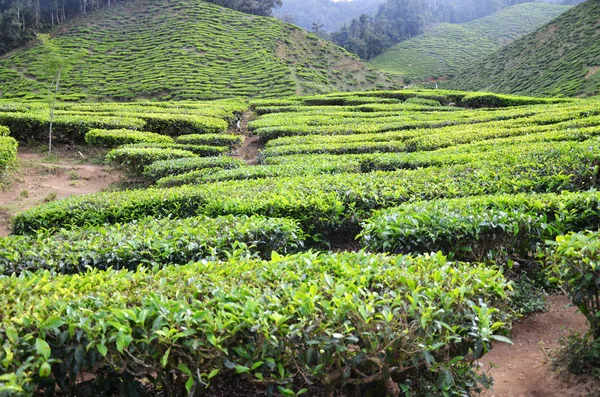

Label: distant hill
[0,0,394,101]
[448,0,600,97]
[274,0,384,32]
[369,2,571,83]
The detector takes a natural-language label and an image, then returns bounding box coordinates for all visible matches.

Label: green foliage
[553,333,600,379]
[0,125,9,136]
[0,215,303,275]
[143,156,245,181]
[84,128,173,147]
[460,92,570,108]
[121,142,229,157]
[360,190,600,263]
[0,0,393,101]
[175,133,244,149]
[370,3,570,81]
[0,136,18,172]
[106,146,197,175]
[448,0,600,97]
[12,144,600,238]
[547,232,600,339]
[0,251,510,395]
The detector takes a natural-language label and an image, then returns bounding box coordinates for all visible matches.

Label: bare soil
[232,111,263,165]
[0,146,123,236]
[482,295,600,397]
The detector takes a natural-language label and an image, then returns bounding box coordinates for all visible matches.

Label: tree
[37,33,80,153]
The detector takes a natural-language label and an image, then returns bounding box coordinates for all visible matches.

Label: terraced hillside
[370,2,570,83]
[449,0,600,97]
[0,0,394,101]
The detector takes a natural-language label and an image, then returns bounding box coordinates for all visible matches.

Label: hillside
[0,0,394,101]
[448,0,600,97]
[369,2,571,83]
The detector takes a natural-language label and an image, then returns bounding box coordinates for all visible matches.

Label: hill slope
[0,0,394,101]
[369,2,571,82]
[448,0,600,97]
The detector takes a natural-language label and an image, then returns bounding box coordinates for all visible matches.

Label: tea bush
[547,232,600,338]
[143,156,244,181]
[12,150,600,237]
[360,191,600,262]
[0,215,303,275]
[85,128,173,147]
[0,135,18,171]
[175,133,244,149]
[0,251,510,396]
[121,142,229,157]
[106,147,197,174]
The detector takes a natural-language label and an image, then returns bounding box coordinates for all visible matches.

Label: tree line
[0,0,281,55]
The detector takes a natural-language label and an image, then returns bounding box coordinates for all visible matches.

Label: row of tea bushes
[12,147,600,237]
[0,99,241,143]
[0,215,303,275]
[84,128,174,147]
[0,251,510,396]
[106,146,198,175]
[175,133,244,149]
[360,191,600,263]
[143,156,245,181]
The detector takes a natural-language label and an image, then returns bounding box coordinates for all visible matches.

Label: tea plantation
[449,0,600,97]
[1,87,600,395]
[0,0,394,101]
[370,2,570,83]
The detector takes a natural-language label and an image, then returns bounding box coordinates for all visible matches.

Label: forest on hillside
[328,0,584,59]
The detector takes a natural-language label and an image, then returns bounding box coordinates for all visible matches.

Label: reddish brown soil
[0,146,123,236]
[233,111,263,165]
[482,295,600,397]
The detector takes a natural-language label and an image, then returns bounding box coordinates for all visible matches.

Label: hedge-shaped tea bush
[0,215,303,275]
[122,142,229,157]
[106,146,197,174]
[360,191,600,262]
[85,128,173,147]
[0,125,9,136]
[0,251,510,396]
[547,232,600,339]
[175,133,244,149]
[0,135,18,171]
[12,149,600,237]
[143,156,244,181]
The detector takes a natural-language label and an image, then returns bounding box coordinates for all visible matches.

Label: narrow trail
[232,111,263,165]
[0,147,122,237]
[482,295,599,397]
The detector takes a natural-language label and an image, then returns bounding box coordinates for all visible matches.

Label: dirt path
[482,295,599,397]
[0,146,123,236]
[233,111,263,165]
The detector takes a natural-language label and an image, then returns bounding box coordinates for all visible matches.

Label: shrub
[547,232,600,339]
[0,215,304,275]
[12,151,600,238]
[460,93,570,108]
[0,136,18,171]
[85,128,173,147]
[106,146,197,174]
[360,191,600,263]
[175,133,244,149]
[0,112,145,143]
[122,142,229,157]
[140,114,228,135]
[0,251,510,396]
[143,156,244,181]
[0,125,9,136]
